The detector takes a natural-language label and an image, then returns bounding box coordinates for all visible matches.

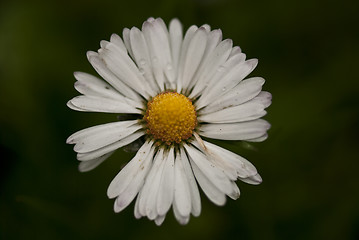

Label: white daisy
[67,17,271,225]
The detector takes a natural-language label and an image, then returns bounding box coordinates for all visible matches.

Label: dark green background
[1,0,358,239]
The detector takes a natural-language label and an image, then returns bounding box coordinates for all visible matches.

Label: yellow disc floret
[144,92,197,145]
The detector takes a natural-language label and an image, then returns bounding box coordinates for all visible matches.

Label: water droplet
[218,66,225,72]
[139,59,146,66]
[166,63,173,71]
[139,68,145,75]
[222,87,226,92]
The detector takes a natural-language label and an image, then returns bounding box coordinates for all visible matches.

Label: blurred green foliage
[1,0,359,239]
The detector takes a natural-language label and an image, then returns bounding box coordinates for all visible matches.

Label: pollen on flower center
[144,92,197,145]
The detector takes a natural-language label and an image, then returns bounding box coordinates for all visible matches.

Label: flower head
[67,17,272,225]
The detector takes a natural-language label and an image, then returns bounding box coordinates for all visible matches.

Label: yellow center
[144,92,197,145]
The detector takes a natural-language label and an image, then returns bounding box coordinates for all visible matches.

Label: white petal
[198,102,267,123]
[146,17,155,22]
[211,58,258,96]
[137,148,164,218]
[142,18,172,91]
[169,18,183,78]
[189,37,232,98]
[201,29,223,60]
[99,42,152,98]
[113,143,155,213]
[73,72,143,109]
[227,182,240,200]
[180,27,208,91]
[239,173,263,185]
[188,29,225,94]
[228,49,246,62]
[199,89,272,123]
[152,18,175,87]
[199,119,271,141]
[67,100,85,112]
[110,33,127,53]
[191,139,238,181]
[157,148,175,216]
[69,95,142,114]
[176,25,198,92]
[185,145,235,196]
[129,27,159,93]
[100,40,110,49]
[107,141,154,199]
[122,28,134,58]
[202,59,258,109]
[77,131,144,161]
[154,215,166,226]
[229,46,241,58]
[74,71,116,96]
[196,56,253,109]
[145,150,167,220]
[201,24,211,32]
[200,140,258,179]
[179,148,201,217]
[189,159,226,206]
[87,53,142,102]
[155,18,169,33]
[134,192,142,219]
[199,77,265,114]
[247,133,269,142]
[252,91,272,108]
[67,120,137,144]
[173,201,190,225]
[173,151,192,219]
[78,152,113,172]
[86,50,97,59]
[67,121,142,153]
[185,145,234,206]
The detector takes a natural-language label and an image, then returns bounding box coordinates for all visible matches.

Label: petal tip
[66,136,74,144]
[66,100,75,110]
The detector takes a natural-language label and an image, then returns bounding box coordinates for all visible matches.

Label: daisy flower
[67,17,271,225]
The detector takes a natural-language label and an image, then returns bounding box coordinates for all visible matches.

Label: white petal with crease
[173,152,191,219]
[199,101,267,123]
[200,119,271,141]
[180,28,208,91]
[77,131,144,161]
[189,38,232,97]
[113,143,155,212]
[73,72,143,109]
[169,18,182,77]
[185,145,233,206]
[176,25,198,91]
[185,145,234,196]
[179,148,201,217]
[157,148,175,216]
[69,95,141,114]
[201,140,258,179]
[78,152,113,172]
[87,53,142,102]
[200,77,265,114]
[107,141,154,199]
[239,173,263,185]
[68,121,142,153]
[129,27,159,92]
[197,59,258,109]
[137,148,164,218]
